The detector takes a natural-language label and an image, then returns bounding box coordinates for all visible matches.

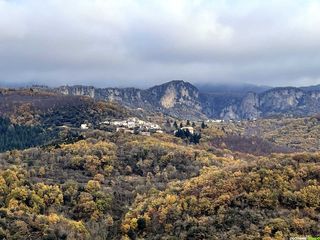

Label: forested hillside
[0,129,319,239]
[0,88,129,152]
[0,117,56,152]
[0,88,319,239]
[122,153,320,239]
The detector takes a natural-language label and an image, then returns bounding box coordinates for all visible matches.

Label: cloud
[0,0,320,87]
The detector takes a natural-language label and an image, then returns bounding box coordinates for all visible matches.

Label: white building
[127,121,136,129]
[140,131,151,136]
[107,117,162,134]
[207,119,223,123]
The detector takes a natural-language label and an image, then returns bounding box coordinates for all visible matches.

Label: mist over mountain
[195,83,271,96]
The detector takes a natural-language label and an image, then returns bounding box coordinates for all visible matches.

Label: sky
[1,0,320,88]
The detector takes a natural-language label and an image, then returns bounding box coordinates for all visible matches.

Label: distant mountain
[300,84,320,92]
[53,81,320,120]
[56,80,206,119]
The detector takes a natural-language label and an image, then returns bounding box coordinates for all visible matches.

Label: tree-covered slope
[0,130,319,239]
[122,153,320,239]
[0,88,129,152]
[0,132,232,239]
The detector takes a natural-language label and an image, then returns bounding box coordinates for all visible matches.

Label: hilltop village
[79,116,212,144]
[100,117,163,136]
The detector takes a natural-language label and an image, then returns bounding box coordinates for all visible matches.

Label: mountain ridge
[52,80,320,120]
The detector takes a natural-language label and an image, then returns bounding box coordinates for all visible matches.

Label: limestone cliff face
[307,91,320,114]
[239,92,260,119]
[215,92,260,120]
[56,80,204,119]
[160,87,177,108]
[257,88,320,117]
[55,81,320,120]
[148,80,201,109]
[259,88,304,113]
[220,105,239,120]
[58,86,96,98]
[98,88,143,104]
[146,80,204,119]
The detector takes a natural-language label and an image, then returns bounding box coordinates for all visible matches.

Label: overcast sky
[1,0,320,88]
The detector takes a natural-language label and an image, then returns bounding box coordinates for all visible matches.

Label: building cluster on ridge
[100,117,163,135]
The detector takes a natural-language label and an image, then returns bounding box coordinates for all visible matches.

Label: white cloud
[1,0,320,87]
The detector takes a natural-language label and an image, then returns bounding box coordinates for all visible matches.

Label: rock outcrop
[56,80,205,119]
[55,81,320,120]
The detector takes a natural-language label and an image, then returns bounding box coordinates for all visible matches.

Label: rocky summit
[56,81,320,120]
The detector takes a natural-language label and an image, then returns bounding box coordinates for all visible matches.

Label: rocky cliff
[55,81,320,120]
[56,81,206,119]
